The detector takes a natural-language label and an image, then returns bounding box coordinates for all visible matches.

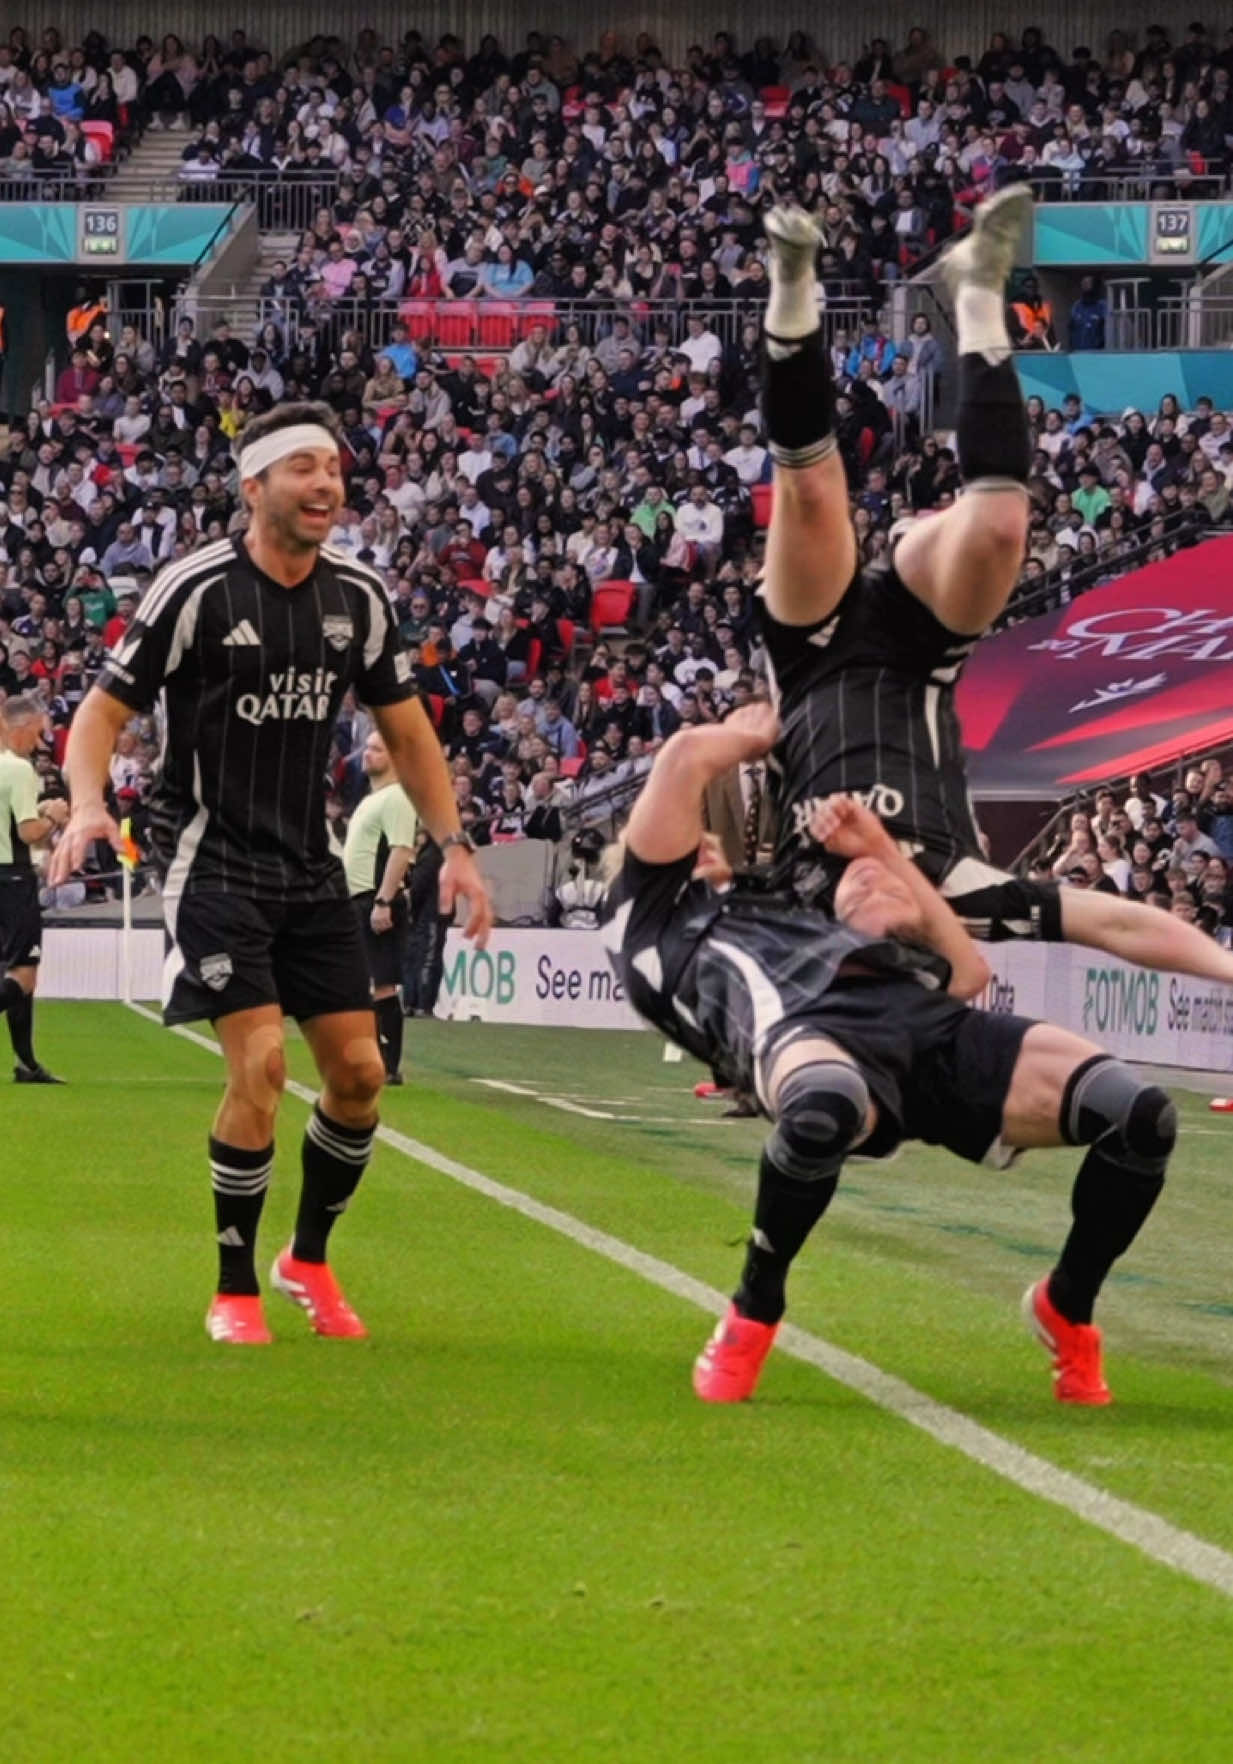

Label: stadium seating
[590,582,637,639]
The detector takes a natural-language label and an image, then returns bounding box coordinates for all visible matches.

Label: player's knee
[330,1036,386,1106]
[227,1027,285,1119]
[1061,1055,1177,1172]
[768,1060,870,1181]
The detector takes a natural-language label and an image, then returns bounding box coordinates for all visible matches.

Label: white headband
[238,423,340,479]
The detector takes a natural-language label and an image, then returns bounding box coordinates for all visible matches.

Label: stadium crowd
[1030,759,1233,944]
[0,21,1232,935]
[5,18,1233,215]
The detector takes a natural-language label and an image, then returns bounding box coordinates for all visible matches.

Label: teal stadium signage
[0,202,236,265]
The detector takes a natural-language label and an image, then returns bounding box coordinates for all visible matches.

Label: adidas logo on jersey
[222,619,261,647]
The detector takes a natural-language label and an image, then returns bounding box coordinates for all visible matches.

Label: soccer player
[342,730,418,1085]
[755,194,1233,985]
[49,402,493,1345]
[604,707,1176,1407]
[0,693,69,1082]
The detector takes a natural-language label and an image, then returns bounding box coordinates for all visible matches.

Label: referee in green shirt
[343,731,419,1085]
[0,693,69,1081]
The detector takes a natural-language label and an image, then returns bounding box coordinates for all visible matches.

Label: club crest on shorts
[199,952,233,992]
[322,614,354,652]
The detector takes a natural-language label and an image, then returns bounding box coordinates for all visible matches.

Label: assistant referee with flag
[343,730,418,1085]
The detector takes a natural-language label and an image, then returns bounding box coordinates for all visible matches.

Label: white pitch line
[471,1077,615,1119]
[125,1002,1233,1603]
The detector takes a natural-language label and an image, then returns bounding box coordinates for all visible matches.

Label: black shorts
[351,890,406,991]
[163,891,374,1026]
[0,873,42,970]
[940,855,1063,942]
[689,900,1030,1163]
[757,977,1032,1164]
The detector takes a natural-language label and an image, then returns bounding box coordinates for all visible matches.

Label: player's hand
[440,846,494,947]
[692,831,733,888]
[724,700,780,756]
[46,802,122,884]
[370,903,393,935]
[808,793,893,859]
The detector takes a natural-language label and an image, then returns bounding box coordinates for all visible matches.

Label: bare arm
[18,798,70,847]
[371,695,493,945]
[46,686,132,883]
[370,842,414,934]
[1060,887,1233,985]
[377,843,414,902]
[810,795,992,1000]
[624,703,781,867]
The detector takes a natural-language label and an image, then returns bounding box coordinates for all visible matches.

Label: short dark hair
[0,691,44,727]
[237,400,340,474]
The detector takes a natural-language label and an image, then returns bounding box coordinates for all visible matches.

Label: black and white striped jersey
[757,565,983,903]
[96,536,417,902]
[602,846,950,1092]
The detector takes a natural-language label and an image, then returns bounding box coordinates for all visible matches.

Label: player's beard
[260,488,338,556]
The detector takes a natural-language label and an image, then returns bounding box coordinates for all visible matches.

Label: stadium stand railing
[995,511,1215,630]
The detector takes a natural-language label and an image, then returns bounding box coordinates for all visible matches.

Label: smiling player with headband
[52,401,493,1345]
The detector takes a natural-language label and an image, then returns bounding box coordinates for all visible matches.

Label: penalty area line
[125,1000,1233,1604]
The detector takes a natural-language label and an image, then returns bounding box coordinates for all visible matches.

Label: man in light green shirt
[1073,466,1111,527]
[0,693,70,1081]
[342,732,419,1084]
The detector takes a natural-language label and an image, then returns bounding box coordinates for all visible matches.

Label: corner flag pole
[118,818,138,1006]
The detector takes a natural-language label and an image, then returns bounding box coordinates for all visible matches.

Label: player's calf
[695,1057,870,1404]
[1029,1057,1174,1405]
[736,1056,871,1326]
[1048,1056,1174,1321]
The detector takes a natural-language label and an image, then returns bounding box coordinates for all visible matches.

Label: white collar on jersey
[237,424,340,479]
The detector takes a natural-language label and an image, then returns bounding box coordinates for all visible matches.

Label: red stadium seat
[590,580,636,638]
[398,299,436,339]
[751,483,774,529]
[458,576,491,599]
[434,300,477,347]
[426,694,445,729]
[759,85,791,119]
[559,756,585,778]
[518,299,558,338]
[885,82,913,118]
[557,616,576,658]
[525,636,543,679]
[81,119,114,160]
[477,301,519,347]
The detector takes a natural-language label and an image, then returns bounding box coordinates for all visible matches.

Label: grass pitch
[5,1005,1233,1761]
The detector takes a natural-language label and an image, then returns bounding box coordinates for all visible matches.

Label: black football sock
[0,974,24,1022]
[734,1147,841,1325]
[375,995,404,1075]
[293,1104,375,1263]
[1048,1061,1176,1324]
[209,1137,273,1297]
[7,988,37,1069]
[762,328,837,467]
[1047,1144,1167,1326]
[955,353,1031,486]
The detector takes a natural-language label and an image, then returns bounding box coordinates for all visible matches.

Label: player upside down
[754,191,1233,987]
[603,705,1176,1406]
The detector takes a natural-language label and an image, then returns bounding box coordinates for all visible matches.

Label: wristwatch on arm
[440,831,478,855]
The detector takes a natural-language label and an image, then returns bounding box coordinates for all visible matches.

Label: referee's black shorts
[351,889,406,991]
[163,891,374,1026]
[0,872,43,970]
